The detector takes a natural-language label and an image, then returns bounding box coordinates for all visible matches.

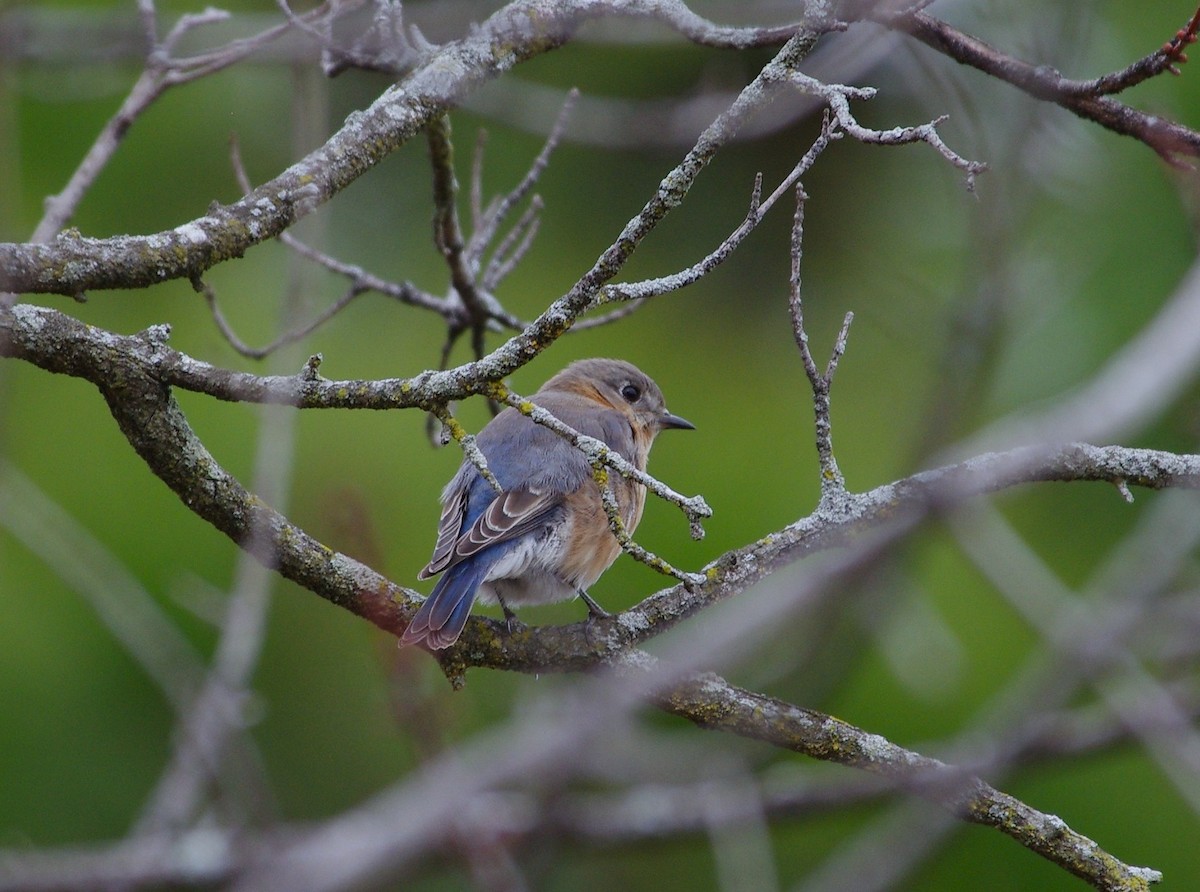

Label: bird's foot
[576,588,610,619]
[498,599,522,634]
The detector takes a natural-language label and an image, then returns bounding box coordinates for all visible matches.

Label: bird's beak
[659,410,695,431]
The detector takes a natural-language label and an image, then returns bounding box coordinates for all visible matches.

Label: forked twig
[791,73,987,190]
[789,185,851,499]
[579,112,843,328]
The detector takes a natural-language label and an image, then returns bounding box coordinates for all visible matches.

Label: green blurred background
[3,1,1200,889]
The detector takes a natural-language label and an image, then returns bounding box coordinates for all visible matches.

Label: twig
[431,405,503,495]
[174,2,354,81]
[889,10,1200,165]
[615,0,817,50]
[469,89,578,262]
[482,198,544,293]
[272,234,449,314]
[582,112,842,322]
[222,135,448,355]
[791,73,987,189]
[788,185,850,499]
[1056,5,1200,94]
[496,388,712,546]
[470,128,488,235]
[428,115,491,359]
[595,478,702,586]
[1161,7,1200,76]
[583,62,983,325]
[199,276,368,361]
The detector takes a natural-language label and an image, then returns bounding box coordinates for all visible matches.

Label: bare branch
[584,112,841,322]
[200,276,369,361]
[482,197,544,293]
[228,134,451,338]
[468,89,577,263]
[271,234,448,314]
[887,9,1200,165]
[658,670,1162,892]
[428,114,491,358]
[1058,6,1200,94]
[788,184,849,497]
[790,72,987,188]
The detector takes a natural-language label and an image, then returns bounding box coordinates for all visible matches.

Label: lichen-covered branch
[659,671,1162,891]
[0,1,836,299]
[788,184,851,499]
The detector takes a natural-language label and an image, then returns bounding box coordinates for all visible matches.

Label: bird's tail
[400,557,491,649]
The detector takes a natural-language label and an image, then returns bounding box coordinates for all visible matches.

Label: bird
[401,358,694,649]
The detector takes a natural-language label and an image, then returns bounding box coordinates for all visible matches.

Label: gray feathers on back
[446,391,636,498]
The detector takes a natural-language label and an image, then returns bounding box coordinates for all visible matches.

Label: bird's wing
[419,393,631,580]
[419,486,562,578]
[418,483,467,580]
[455,488,560,561]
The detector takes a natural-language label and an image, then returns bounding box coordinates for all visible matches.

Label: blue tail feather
[402,555,493,649]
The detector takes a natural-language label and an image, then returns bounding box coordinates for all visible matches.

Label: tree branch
[0,1,837,298]
[3,294,1188,888]
[658,671,1162,892]
[6,296,1196,669]
[4,4,1197,887]
[885,9,1200,165]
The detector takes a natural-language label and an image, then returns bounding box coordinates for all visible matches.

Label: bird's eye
[620,383,641,403]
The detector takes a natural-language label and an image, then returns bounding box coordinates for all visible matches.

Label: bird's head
[541,358,694,440]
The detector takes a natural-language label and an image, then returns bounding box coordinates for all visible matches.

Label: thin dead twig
[788,184,852,499]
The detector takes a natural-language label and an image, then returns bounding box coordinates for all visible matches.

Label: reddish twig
[1162,6,1200,75]
[1062,5,1200,94]
[886,10,1200,166]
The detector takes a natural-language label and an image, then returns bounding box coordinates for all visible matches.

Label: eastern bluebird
[401,358,694,649]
